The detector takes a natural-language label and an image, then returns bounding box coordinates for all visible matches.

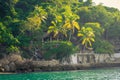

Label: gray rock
[9,62,16,72]
[4,65,10,72]
[0,64,2,67]
[0,67,4,72]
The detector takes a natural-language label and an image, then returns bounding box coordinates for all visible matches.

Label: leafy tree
[107,11,120,39]
[0,22,19,54]
[42,41,77,60]
[84,0,92,6]
[76,6,91,24]
[90,5,114,39]
[0,0,18,18]
[93,39,114,54]
[0,22,19,45]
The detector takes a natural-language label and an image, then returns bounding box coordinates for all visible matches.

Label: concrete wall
[62,53,111,64]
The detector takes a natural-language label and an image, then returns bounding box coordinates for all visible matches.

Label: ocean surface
[0,67,120,80]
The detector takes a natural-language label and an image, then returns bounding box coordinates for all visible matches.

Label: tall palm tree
[62,5,80,41]
[47,5,80,41]
[77,27,95,51]
[25,6,47,31]
[63,19,80,41]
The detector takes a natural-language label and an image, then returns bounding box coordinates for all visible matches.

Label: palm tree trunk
[69,31,72,41]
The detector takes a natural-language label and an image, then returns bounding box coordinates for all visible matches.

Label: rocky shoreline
[1,62,120,73]
[28,62,120,72]
[0,54,120,73]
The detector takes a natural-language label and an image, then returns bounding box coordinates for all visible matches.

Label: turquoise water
[0,68,120,80]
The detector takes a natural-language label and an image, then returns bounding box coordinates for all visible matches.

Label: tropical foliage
[42,41,77,60]
[0,0,119,59]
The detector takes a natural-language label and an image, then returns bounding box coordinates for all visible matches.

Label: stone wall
[62,53,111,64]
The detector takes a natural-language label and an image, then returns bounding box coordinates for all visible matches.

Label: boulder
[4,65,10,72]
[0,59,9,66]
[9,62,16,72]
[8,54,23,64]
[0,67,4,72]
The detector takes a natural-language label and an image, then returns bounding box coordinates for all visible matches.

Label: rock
[4,65,10,72]
[0,67,4,72]
[8,54,23,64]
[0,59,9,66]
[32,60,59,68]
[0,64,4,72]
[51,59,59,65]
[0,64,2,67]
[9,62,16,72]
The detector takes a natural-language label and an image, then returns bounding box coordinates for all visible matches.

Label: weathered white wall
[62,53,112,64]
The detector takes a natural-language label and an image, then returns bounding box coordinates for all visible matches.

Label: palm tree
[47,5,80,41]
[77,27,95,52]
[22,6,48,58]
[84,22,104,37]
[23,6,47,32]
[62,5,80,41]
[63,19,80,41]
[25,6,47,31]
[47,20,67,40]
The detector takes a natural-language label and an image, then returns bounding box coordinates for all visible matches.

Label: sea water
[0,67,120,80]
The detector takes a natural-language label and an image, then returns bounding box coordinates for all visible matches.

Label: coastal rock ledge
[0,54,120,73]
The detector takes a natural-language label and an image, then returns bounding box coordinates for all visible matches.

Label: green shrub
[93,39,114,54]
[6,45,20,53]
[42,41,77,60]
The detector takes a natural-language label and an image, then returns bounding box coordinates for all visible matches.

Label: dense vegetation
[0,0,120,60]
